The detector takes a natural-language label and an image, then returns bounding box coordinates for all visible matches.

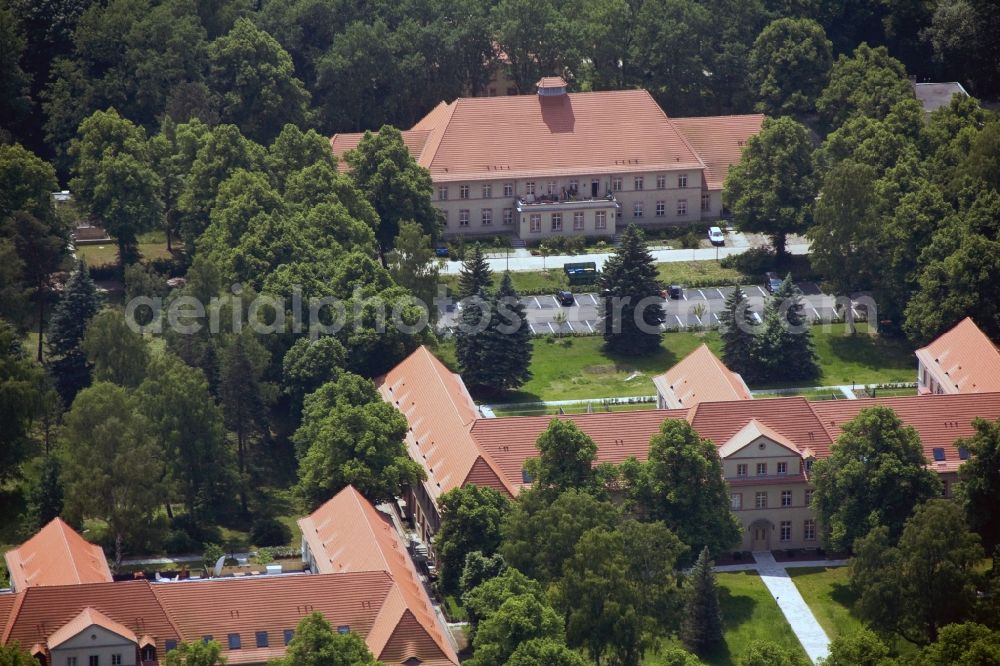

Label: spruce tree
[46,260,100,403]
[598,224,664,355]
[681,547,724,656]
[761,274,819,381]
[718,285,758,381]
[487,271,532,393]
[458,244,493,299]
[455,288,492,391]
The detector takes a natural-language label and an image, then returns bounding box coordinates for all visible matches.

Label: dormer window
[536,76,568,96]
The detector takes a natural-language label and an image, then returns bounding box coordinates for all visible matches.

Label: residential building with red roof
[652,343,753,409]
[330,80,763,239]
[915,317,1000,395]
[3,518,113,592]
[0,490,458,666]
[376,345,1000,553]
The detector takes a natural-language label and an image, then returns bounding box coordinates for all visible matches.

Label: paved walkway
[438,241,810,274]
[713,558,847,573]
[751,552,832,664]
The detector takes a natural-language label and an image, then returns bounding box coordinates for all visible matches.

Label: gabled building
[652,343,752,409]
[377,345,1000,553]
[915,317,1000,395]
[331,80,763,239]
[1,490,458,666]
[3,517,113,592]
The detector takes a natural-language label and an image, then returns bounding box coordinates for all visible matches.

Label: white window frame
[460,184,470,199]
[481,208,492,226]
[503,208,513,226]
[529,213,541,233]
[595,211,607,229]
[551,213,562,231]
[730,493,742,511]
[781,490,793,507]
[504,182,514,197]
[633,202,643,218]
[736,463,748,478]
[804,519,816,540]
[634,176,644,191]
[755,492,768,509]
[573,211,585,230]
[612,177,623,191]
[756,462,767,476]
[678,174,688,188]
[438,186,448,201]
[525,181,536,195]
[780,521,791,541]
[677,199,688,216]
[459,209,470,227]
[656,174,667,189]
[701,192,710,211]
[655,201,665,217]
[482,183,492,199]
[777,462,787,475]
[547,181,557,195]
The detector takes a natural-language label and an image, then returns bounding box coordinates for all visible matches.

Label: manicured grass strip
[436,323,917,404]
[786,567,862,641]
[656,261,747,288]
[75,230,173,267]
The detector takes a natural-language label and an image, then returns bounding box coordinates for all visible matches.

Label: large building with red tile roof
[376,345,1000,552]
[915,317,1000,395]
[1,490,458,666]
[652,343,752,409]
[3,518,113,592]
[331,79,763,239]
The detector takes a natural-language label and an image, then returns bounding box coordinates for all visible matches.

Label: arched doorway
[749,519,773,552]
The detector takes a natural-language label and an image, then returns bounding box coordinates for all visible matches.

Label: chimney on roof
[536,77,567,96]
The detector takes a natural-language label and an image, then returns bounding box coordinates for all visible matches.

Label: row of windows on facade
[734,461,808,477]
[441,197,710,228]
[438,174,691,201]
[765,519,818,542]
[64,657,124,666]
[731,489,814,511]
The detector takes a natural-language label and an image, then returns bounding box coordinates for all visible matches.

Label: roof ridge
[0,591,25,644]
[349,487,394,573]
[654,91,706,170]
[418,101,458,170]
[54,518,83,586]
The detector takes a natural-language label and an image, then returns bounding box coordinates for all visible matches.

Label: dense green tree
[457,245,493,300]
[459,551,506,598]
[814,100,924,179]
[823,629,893,666]
[523,419,598,494]
[957,417,1000,553]
[555,521,686,666]
[681,547,724,656]
[463,567,546,636]
[69,108,162,265]
[455,288,492,392]
[753,276,819,382]
[904,189,1000,343]
[736,641,808,666]
[916,622,1000,665]
[850,500,983,644]
[0,5,33,135]
[164,639,227,666]
[46,260,100,403]
[718,286,757,382]
[484,271,532,393]
[61,381,164,564]
[811,406,941,551]
[388,221,440,312]
[0,641,38,666]
[816,43,913,131]
[436,484,510,595]
[294,373,424,507]
[630,420,740,561]
[808,161,880,295]
[923,0,1000,97]
[504,638,587,666]
[467,594,564,666]
[0,321,46,481]
[749,18,832,116]
[269,612,383,666]
[655,648,706,666]
[208,18,310,145]
[82,308,149,388]
[723,117,816,257]
[218,329,276,513]
[491,0,578,94]
[0,142,59,220]
[345,125,439,255]
[282,336,346,422]
[599,224,664,355]
[138,353,231,525]
[26,454,64,529]
[500,488,619,583]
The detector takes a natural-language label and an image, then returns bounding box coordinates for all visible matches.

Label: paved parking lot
[441,282,859,336]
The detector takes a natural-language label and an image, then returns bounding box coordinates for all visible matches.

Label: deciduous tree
[723,117,816,257]
[504,638,587,666]
[82,308,149,388]
[0,321,46,481]
[957,417,1000,553]
[269,613,383,666]
[749,18,832,116]
[524,419,598,494]
[436,484,510,595]
[467,594,564,666]
[816,43,913,130]
[164,639,227,666]
[822,629,893,666]
[811,406,940,551]
[388,221,440,311]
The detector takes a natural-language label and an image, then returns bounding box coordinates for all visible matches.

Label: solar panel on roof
[932,447,946,461]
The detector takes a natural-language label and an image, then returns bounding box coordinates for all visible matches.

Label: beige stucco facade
[434,168,719,240]
[50,625,140,666]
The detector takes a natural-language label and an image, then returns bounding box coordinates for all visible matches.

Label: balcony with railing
[515,191,620,214]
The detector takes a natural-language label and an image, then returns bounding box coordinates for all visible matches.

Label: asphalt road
[443,282,861,335]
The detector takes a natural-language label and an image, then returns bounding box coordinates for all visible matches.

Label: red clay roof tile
[915,317,1000,393]
[3,518,112,590]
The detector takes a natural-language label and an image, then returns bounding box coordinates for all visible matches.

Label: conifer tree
[681,547,724,656]
[455,288,492,391]
[458,244,493,299]
[718,285,757,381]
[598,224,664,355]
[47,259,100,403]
[487,271,532,393]
[758,274,819,382]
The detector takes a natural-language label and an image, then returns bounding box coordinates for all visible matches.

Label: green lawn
[440,268,572,296]
[645,571,807,666]
[75,230,173,267]
[656,261,747,288]
[438,323,916,404]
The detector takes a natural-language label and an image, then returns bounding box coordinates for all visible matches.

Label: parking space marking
[674,314,684,327]
[547,322,555,334]
[698,289,707,300]
[712,312,721,324]
[852,306,860,319]
[755,286,768,297]
[550,295,560,307]
[532,296,541,309]
[566,321,575,332]
[811,306,821,320]
[588,293,598,305]
[753,311,762,324]
[528,323,537,334]
[682,292,688,300]
[585,320,595,333]
[694,313,703,326]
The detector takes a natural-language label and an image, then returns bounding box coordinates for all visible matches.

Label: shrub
[250,517,292,547]
[164,529,200,554]
[679,231,701,249]
[203,543,225,569]
[721,246,775,276]
[255,547,275,565]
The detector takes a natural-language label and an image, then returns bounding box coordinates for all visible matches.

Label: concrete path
[752,551,831,664]
[438,241,810,274]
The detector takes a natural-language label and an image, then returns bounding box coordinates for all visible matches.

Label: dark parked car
[556,290,575,306]
[765,272,783,294]
[434,247,450,257]
[663,284,683,300]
